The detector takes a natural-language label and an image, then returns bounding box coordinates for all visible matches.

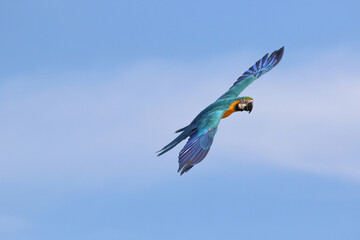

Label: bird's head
[235,97,253,114]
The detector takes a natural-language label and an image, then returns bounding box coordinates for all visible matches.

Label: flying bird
[157,47,284,175]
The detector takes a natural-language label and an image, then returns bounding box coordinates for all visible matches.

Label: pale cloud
[0,47,359,184]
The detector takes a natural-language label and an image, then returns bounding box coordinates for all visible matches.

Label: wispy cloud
[0,47,359,184]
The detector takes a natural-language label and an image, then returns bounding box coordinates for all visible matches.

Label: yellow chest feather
[221,100,240,119]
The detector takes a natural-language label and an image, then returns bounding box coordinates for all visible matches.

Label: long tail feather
[175,125,188,133]
[157,126,195,156]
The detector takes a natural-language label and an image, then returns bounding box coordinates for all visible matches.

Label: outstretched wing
[177,109,225,175]
[218,46,284,101]
[178,127,217,175]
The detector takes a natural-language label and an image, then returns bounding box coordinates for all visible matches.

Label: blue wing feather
[178,127,217,175]
[218,46,284,101]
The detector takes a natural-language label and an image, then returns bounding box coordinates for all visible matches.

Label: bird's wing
[217,47,284,101]
[177,110,224,175]
[178,127,217,175]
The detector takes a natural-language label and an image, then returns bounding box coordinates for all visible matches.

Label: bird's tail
[174,126,188,133]
[157,125,194,156]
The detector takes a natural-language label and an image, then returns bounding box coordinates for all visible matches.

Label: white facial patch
[238,103,247,110]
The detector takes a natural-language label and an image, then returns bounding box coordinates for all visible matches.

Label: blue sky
[1,0,360,239]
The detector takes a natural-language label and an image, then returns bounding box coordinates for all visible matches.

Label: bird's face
[236,98,253,114]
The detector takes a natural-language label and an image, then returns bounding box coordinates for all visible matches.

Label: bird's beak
[245,101,253,114]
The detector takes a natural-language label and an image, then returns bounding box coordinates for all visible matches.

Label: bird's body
[158,47,284,175]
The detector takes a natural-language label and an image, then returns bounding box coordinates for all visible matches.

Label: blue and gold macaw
[158,47,284,175]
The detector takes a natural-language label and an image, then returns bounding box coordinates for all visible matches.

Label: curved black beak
[244,101,253,114]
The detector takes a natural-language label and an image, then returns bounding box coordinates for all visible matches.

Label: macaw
[157,47,284,175]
